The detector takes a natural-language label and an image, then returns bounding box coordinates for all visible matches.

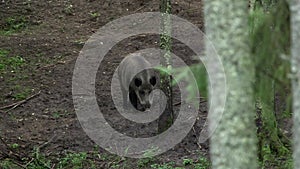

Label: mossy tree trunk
[251,1,292,167]
[252,0,278,10]
[290,0,300,168]
[158,0,174,133]
[204,0,258,168]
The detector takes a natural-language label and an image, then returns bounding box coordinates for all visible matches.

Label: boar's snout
[145,102,151,109]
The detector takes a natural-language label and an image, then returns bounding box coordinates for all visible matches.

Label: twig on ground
[192,127,202,149]
[0,146,11,158]
[0,136,24,161]
[0,137,11,150]
[37,134,57,150]
[107,157,125,168]
[38,59,75,70]
[133,0,152,13]
[173,101,181,107]
[0,91,41,113]
[184,147,192,154]
[23,158,35,168]
[19,134,57,168]
[173,98,207,107]
[133,5,146,13]
[0,101,20,110]
[12,161,26,169]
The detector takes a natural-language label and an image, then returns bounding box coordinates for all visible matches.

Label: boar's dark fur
[118,54,159,111]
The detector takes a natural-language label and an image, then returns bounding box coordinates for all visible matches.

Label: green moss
[251,1,292,168]
[0,16,29,35]
[0,49,26,75]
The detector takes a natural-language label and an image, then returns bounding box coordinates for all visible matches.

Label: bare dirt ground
[0,0,208,168]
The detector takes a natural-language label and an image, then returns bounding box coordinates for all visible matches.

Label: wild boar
[118,54,159,111]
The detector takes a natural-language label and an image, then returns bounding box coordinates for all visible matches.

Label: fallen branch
[51,164,56,169]
[173,98,207,107]
[0,91,41,113]
[23,158,35,168]
[38,58,75,70]
[37,134,57,150]
[0,136,23,161]
[192,127,203,149]
[0,101,20,110]
[133,5,146,13]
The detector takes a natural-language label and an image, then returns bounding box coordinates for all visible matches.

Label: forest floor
[0,0,212,168]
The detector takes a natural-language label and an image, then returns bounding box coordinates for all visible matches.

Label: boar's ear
[134,78,142,87]
[150,76,156,86]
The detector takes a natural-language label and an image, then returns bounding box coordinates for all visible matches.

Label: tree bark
[290,0,300,168]
[204,0,258,168]
[158,0,174,133]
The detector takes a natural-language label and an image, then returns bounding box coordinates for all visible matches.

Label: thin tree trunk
[290,0,300,168]
[158,0,174,133]
[204,0,258,168]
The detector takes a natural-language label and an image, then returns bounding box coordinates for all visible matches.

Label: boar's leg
[129,90,138,110]
[120,84,129,109]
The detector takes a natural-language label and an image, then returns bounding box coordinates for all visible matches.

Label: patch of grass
[27,150,95,169]
[26,147,53,169]
[150,157,210,169]
[183,158,194,166]
[150,162,177,169]
[98,153,120,161]
[137,147,160,168]
[193,156,211,169]
[63,4,74,15]
[97,153,125,168]
[52,110,70,118]
[89,12,100,22]
[10,143,20,149]
[58,152,89,169]
[12,90,31,100]
[259,143,293,169]
[0,149,100,169]
[0,48,32,102]
[90,12,100,18]
[138,157,155,168]
[0,49,26,74]
[0,49,9,70]
[0,145,210,169]
[0,16,29,35]
[11,85,32,101]
[52,112,61,118]
[73,39,86,47]
[0,159,19,169]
